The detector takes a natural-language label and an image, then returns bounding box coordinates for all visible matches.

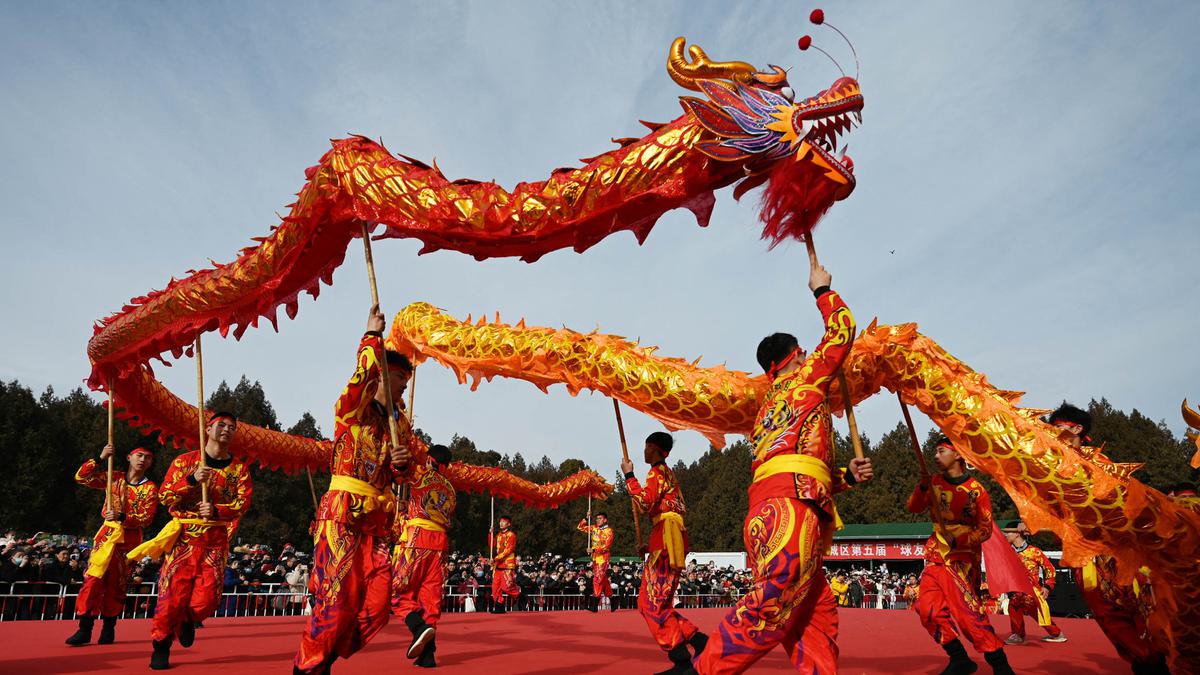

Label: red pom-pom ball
[810,9,825,25]
[798,35,812,51]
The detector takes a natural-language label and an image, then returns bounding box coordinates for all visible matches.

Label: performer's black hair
[756,332,800,374]
[385,350,414,373]
[208,410,238,424]
[646,431,674,454]
[428,444,451,467]
[1047,402,1092,436]
[596,512,608,519]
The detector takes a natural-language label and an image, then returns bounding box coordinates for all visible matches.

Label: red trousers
[593,561,612,597]
[491,568,519,603]
[638,548,698,652]
[391,545,446,626]
[294,521,391,673]
[915,561,1004,654]
[1007,592,1061,638]
[1080,582,1160,666]
[150,530,226,642]
[695,498,838,675]
[78,557,130,619]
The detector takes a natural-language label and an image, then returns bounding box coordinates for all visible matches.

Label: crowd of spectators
[826,563,922,610]
[2,529,924,620]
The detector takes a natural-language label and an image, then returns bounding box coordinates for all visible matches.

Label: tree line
[1,378,1194,557]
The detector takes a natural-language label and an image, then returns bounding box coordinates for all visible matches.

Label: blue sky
[2,1,1197,473]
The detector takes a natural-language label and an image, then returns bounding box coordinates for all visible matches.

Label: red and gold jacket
[159,450,253,545]
[626,462,689,562]
[393,459,455,551]
[907,473,992,566]
[317,331,410,537]
[578,522,614,565]
[491,528,517,570]
[1014,542,1056,592]
[748,288,856,518]
[76,459,158,548]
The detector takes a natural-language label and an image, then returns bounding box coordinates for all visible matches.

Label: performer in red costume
[392,443,455,668]
[692,261,873,675]
[1002,521,1066,644]
[1048,404,1169,675]
[908,437,1013,675]
[622,431,700,675]
[293,305,413,674]
[578,512,615,612]
[128,411,252,670]
[65,444,158,647]
[489,516,520,612]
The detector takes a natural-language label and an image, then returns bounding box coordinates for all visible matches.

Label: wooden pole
[897,392,930,477]
[586,494,593,554]
[360,222,403,454]
[195,336,208,505]
[305,467,319,512]
[838,371,865,460]
[105,384,115,514]
[612,400,644,551]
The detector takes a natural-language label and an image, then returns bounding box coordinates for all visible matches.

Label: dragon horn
[667,38,757,92]
[1184,399,1200,430]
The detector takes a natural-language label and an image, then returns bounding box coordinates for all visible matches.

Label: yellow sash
[329,475,395,515]
[653,512,687,570]
[1034,590,1053,626]
[752,454,845,531]
[126,518,217,562]
[86,521,125,578]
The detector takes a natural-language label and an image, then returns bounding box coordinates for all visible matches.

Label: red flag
[980,523,1036,596]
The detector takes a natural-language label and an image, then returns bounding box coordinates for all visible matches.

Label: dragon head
[1183,399,1200,468]
[673,36,863,245]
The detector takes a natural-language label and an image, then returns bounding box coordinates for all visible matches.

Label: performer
[489,516,520,612]
[578,512,615,612]
[1049,404,1169,675]
[692,261,873,675]
[907,436,1013,675]
[621,431,701,674]
[391,443,456,668]
[1168,482,1200,513]
[128,411,251,670]
[1002,521,1066,644]
[65,444,158,646]
[293,305,413,675]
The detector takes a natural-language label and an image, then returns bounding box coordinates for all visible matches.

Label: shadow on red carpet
[0,608,1123,674]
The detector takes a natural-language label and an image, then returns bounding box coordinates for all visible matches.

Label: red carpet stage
[2,608,1123,674]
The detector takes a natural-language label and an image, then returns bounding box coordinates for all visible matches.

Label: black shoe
[654,643,697,675]
[983,649,1014,675]
[404,610,435,660]
[150,637,173,670]
[177,621,195,648]
[65,616,95,646]
[488,602,507,614]
[416,638,437,668]
[940,639,978,675]
[97,616,117,645]
[610,597,618,612]
[688,631,709,657]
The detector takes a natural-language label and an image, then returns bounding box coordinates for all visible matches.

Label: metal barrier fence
[0,582,912,622]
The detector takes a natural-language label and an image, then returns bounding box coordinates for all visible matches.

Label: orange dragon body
[388,305,1200,672]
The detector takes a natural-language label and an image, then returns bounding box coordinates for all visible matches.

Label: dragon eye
[780,87,795,103]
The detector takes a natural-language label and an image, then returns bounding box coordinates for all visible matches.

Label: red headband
[208,412,236,424]
[768,347,804,378]
[128,447,154,457]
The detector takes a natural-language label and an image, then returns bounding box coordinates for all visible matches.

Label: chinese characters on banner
[824,540,927,560]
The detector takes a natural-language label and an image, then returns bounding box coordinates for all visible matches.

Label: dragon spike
[810,8,860,81]
[667,38,757,92]
[1183,399,1200,430]
[797,35,845,78]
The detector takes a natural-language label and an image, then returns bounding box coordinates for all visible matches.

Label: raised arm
[803,262,855,387]
[157,456,197,511]
[625,467,665,514]
[906,478,931,514]
[958,486,993,548]
[214,465,253,521]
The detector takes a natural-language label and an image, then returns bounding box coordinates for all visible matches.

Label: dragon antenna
[810,8,860,80]
[797,35,845,78]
